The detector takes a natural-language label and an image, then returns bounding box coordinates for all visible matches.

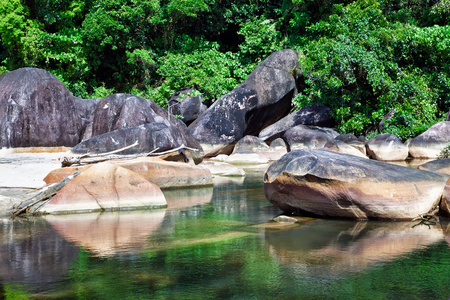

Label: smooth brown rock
[117,158,213,188]
[40,162,167,214]
[264,149,449,220]
[417,158,450,175]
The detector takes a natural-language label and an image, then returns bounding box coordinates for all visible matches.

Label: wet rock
[366,134,408,161]
[408,121,450,158]
[417,158,450,175]
[0,68,82,147]
[283,125,339,151]
[189,49,298,156]
[40,162,167,214]
[259,104,335,142]
[264,149,449,220]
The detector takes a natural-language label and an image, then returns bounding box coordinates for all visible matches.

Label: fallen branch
[60,144,200,167]
[411,206,439,228]
[10,172,80,217]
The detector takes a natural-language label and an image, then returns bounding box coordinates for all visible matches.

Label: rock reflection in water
[265,220,446,277]
[45,210,166,257]
[0,218,79,291]
[163,186,213,209]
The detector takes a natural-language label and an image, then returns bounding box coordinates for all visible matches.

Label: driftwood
[411,206,440,228]
[60,142,200,167]
[10,172,80,217]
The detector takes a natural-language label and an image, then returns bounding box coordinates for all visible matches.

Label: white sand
[0,151,68,216]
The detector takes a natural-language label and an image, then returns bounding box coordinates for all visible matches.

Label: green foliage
[437,143,450,158]
[155,36,251,105]
[0,0,449,138]
[291,0,446,140]
[238,16,286,63]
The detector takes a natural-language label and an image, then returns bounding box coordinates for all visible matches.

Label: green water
[1,173,450,299]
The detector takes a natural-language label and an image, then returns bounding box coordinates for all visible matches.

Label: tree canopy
[0,0,449,139]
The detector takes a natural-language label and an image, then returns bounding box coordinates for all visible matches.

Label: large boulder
[0,68,82,147]
[324,140,368,158]
[39,162,167,214]
[259,104,334,142]
[188,49,299,156]
[366,134,408,161]
[44,158,213,188]
[92,94,169,137]
[74,97,101,141]
[72,94,204,163]
[264,149,449,220]
[70,122,203,164]
[408,121,450,158]
[441,180,450,217]
[283,125,339,151]
[168,88,207,125]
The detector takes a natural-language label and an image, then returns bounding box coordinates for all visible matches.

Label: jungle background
[1,0,449,140]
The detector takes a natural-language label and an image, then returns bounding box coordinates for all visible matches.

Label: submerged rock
[264,149,449,220]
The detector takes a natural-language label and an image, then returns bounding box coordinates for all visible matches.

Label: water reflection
[0,218,78,291]
[45,210,166,257]
[265,220,447,277]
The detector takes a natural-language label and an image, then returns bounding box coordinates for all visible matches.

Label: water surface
[1,171,449,299]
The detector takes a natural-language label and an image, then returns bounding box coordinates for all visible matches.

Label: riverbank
[0,150,67,215]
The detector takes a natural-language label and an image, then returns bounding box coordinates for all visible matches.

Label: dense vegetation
[1,0,449,139]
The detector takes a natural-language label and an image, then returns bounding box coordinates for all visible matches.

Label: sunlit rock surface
[366,134,408,161]
[264,149,449,220]
[408,121,450,158]
[40,162,167,214]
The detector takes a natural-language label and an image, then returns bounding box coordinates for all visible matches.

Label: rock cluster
[1,49,450,218]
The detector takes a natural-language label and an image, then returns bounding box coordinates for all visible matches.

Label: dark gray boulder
[70,122,203,164]
[283,125,339,151]
[74,97,101,141]
[168,88,206,125]
[0,68,82,147]
[366,134,408,161]
[264,149,449,220]
[92,94,169,137]
[408,121,450,158]
[189,49,298,156]
[259,104,334,142]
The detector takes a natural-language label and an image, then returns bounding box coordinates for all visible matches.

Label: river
[1,167,449,299]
